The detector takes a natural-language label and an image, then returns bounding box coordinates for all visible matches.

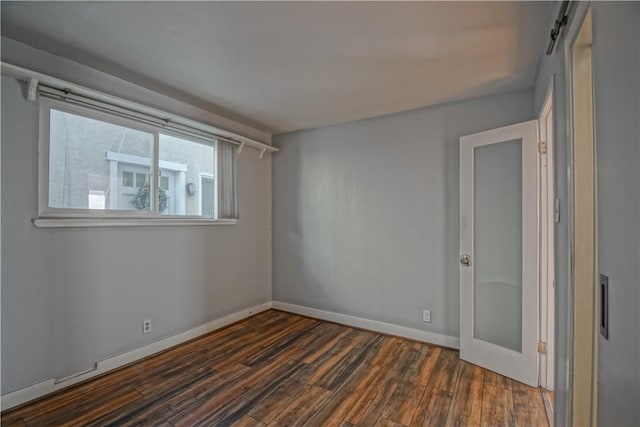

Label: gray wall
[534,2,640,425]
[272,89,534,339]
[1,75,272,393]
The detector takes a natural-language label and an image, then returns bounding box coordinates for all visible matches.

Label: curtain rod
[1,61,278,156]
[546,1,571,55]
[39,85,221,145]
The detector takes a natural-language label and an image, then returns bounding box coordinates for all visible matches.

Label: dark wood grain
[1,310,548,427]
[445,361,484,426]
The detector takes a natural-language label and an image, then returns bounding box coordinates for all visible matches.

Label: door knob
[460,254,472,266]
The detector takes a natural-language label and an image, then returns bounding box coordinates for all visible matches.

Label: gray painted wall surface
[534,2,640,425]
[1,76,272,393]
[272,90,533,339]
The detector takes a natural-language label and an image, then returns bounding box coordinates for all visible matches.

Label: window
[39,99,227,225]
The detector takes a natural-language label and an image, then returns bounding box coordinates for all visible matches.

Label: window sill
[33,217,238,228]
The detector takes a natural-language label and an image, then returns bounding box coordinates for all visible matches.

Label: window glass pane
[160,176,170,191]
[48,109,154,211]
[122,171,134,187]
[158,133,215,217]
[201,177,215,218]
[135,173,148,188]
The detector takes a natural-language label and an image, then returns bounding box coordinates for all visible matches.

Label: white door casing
[538,82,555,390]
[459,120,538,386]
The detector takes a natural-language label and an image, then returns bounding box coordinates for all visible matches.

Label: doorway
[459,112,558,391]
[459,120,539,387]
[568,7,598,426]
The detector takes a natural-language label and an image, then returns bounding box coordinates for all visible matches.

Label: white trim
[561,6,592,426]
[563,5,598,425]
[33,217,237,228]
[272,301,460,349]
[0,302,272,410]
[538,77,556,390]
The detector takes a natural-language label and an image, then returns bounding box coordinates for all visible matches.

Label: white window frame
[35,98,234,227]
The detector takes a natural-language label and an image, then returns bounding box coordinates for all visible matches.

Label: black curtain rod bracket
[546,1,571,55]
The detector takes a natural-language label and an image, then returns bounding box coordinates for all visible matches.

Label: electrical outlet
[142,319,152,334]
[423,310,431,323]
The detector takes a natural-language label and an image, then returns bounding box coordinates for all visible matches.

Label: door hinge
[537,341,547,354]
[538,141,548,155]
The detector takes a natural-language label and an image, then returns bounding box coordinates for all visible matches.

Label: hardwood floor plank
[445,361,484,427]
[512,380,548,427]
[407,345,442,386]
[344,341,416,425]
[307,330,370,384]
[196,312,301,358]
[0,418,28,427]
[133,361,212,396]
[27,388,143,427]
[304,363,383,426]
[410,348,462,427]
[368,336,403,367]
[112,364,251,427]
[193,362,312,426]
[480,371,514,427]
[290,321,344,351]
[211,317,317,370]
[4,364,143,423]
[242,321,320,366]
[248,379,310,424]
[302,328,353,364]
[267,384,332,426]
[382,379,426,426]
[382,345,442,425]
[376,417,407,427]
[425,348,462,393]
[1,311,548,427]
[168,360,304,426]
[86,368,218,426]
[231,415,267,427]
[315,335,384,391]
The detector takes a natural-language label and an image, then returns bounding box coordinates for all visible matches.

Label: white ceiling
[1,2,550,134]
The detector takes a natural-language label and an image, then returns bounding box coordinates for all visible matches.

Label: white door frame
[563,5,598,425]
[538,78,556,390]
[459,120,539,387]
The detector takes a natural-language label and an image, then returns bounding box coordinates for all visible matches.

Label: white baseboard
[1,302,272,411]
[272,301,459,349]
[2,300,459,411]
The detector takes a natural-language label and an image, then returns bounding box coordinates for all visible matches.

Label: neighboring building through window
[45,102,217,219]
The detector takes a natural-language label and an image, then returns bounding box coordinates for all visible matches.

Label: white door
[459,120,538,386]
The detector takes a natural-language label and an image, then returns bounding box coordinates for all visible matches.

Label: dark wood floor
[2,310,548,427]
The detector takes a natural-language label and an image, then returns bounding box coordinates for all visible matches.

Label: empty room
[1,1,639,426]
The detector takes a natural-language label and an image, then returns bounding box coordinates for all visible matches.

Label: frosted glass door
[459,120,538,387]
[473,139,522,352]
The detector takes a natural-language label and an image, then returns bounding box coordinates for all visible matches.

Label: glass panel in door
[473,138,523,353]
